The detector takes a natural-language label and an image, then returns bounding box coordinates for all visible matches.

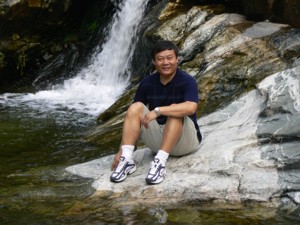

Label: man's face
[153,50,178,77]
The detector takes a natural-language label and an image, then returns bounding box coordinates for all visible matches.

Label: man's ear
[177,56,182,64]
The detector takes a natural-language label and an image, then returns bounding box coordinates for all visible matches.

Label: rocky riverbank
[67,0,300,215]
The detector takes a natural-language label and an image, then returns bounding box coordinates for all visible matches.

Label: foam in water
[1,0,149,118]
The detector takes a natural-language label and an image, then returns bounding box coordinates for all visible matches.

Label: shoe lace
[115,157,127,173]
[149,158,161,174]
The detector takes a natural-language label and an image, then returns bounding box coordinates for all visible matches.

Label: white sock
[155,150,169,164]
[121,145,135,160]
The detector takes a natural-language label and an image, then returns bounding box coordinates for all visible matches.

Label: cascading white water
[0,0,149,118]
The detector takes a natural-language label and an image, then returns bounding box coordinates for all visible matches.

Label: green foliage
[63,34,78,44]
[0,51,4,68]
[17,49,27,75]
[87,21,98,33]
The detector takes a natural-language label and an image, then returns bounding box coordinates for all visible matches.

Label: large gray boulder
[66,65,300,210]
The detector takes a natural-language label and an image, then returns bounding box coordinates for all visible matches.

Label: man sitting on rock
[110,40,202,185]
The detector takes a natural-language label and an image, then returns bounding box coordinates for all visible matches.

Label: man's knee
[126,102,144,117]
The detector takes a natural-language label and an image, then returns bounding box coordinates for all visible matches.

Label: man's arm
[142,101,197,129]
[159,101,197,117]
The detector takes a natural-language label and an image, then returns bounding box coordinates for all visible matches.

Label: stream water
[0,96,298,225]
[0,0,299,224]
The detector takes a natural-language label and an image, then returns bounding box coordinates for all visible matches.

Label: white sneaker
[110,156,136,183]
[145,158,166,184]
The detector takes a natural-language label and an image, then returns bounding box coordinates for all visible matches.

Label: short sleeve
[184,76,199,103]
[133,81,147,104]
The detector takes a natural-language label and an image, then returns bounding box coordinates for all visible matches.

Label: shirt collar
[155,69,179,86]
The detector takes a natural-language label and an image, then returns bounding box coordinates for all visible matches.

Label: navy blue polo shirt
[134,69,202,142]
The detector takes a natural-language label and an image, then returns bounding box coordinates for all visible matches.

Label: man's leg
[145,116,183,184]
[169,116,200,156]
[121,102,144,146]
[110,102,144,183]
[160,116,183,154]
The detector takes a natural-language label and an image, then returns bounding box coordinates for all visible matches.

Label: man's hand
[111,150,121,171]
[142,110,157,128]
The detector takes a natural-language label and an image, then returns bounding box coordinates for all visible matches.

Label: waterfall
[0,0,149,118]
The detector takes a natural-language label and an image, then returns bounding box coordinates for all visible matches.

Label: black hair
[151,40,179,60]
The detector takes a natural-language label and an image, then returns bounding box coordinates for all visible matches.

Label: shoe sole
[145,173,165,185]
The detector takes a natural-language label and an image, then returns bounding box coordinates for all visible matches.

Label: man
[110,40,202,185]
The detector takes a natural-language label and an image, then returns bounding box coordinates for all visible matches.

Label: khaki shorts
[139,105,200,156]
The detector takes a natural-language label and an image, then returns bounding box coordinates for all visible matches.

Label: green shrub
[0,52,4,68]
